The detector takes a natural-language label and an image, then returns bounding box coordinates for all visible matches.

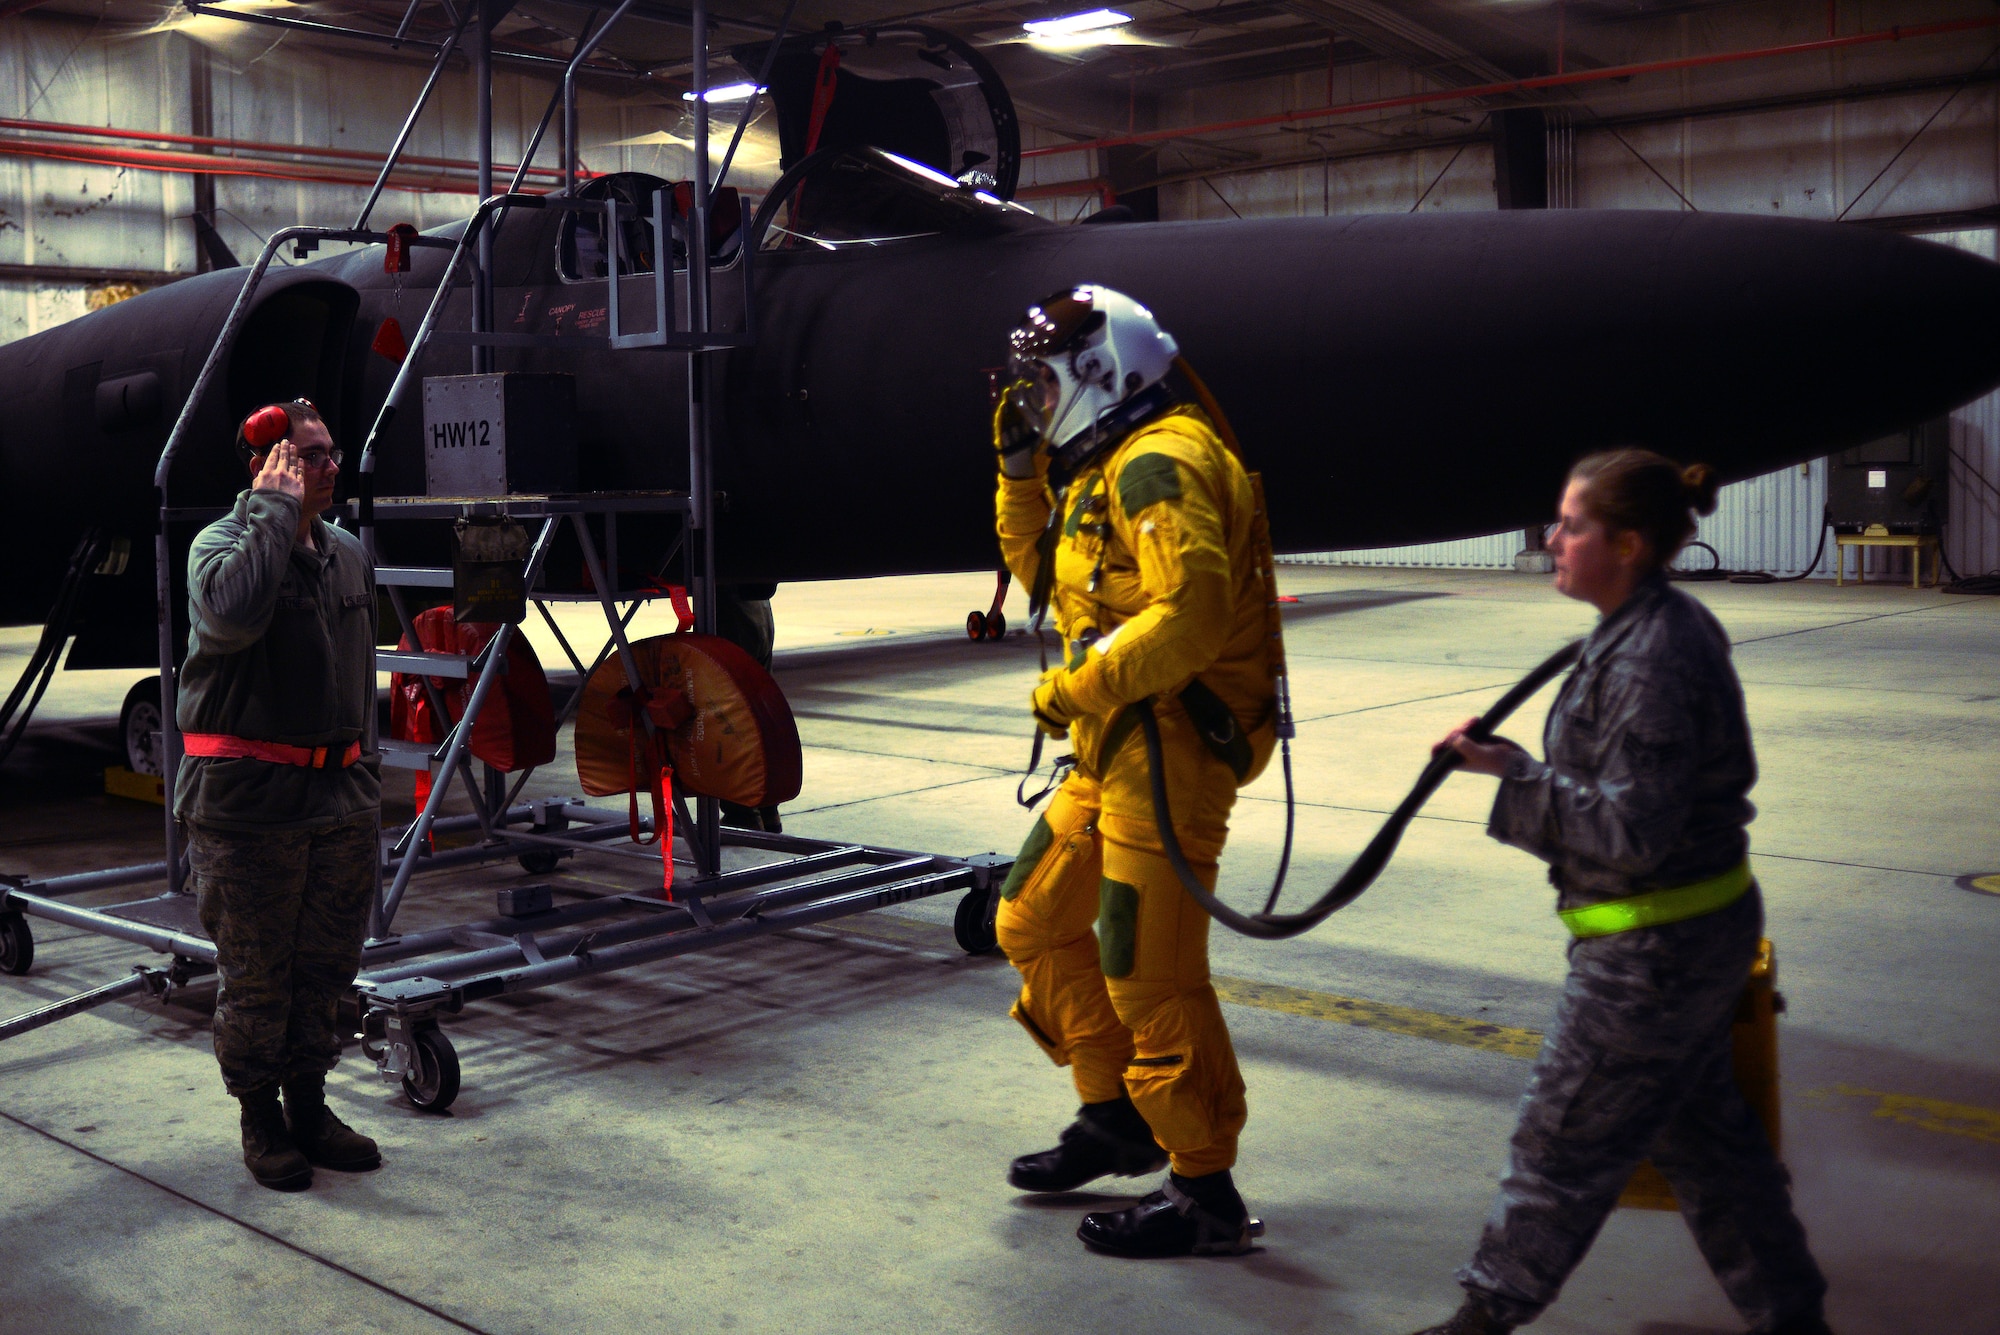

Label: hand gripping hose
[1139,638,1583,940]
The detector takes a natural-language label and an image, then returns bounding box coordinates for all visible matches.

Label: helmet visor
[1008,289,1106,379]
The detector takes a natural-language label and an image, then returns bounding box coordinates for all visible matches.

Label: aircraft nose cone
[1651,216,2000,469]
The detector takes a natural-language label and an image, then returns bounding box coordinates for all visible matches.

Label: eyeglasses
[297,448,344,471]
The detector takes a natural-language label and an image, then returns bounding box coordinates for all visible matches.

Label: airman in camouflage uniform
[177,403,383,1191]
[1417,452,1831,1335]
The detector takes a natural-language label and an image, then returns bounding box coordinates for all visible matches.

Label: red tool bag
[388,606,558,773]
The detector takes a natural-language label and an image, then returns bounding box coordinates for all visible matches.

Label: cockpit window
[755,148,1044,253]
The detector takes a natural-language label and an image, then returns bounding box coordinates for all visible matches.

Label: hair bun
[1681,462,1720,516]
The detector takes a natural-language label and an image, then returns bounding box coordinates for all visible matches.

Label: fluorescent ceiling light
[1023,9,1130,36]
[683,82,762,103]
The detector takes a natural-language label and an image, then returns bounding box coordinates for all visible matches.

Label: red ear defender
[240,404,292,453]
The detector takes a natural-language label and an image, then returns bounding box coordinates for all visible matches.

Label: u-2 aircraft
[4,26,2000,676]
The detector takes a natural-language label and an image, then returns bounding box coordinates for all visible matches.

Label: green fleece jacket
[173,488,380,831]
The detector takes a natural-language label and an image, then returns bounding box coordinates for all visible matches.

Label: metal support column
[474,0,495,374]
[687,0,721,877]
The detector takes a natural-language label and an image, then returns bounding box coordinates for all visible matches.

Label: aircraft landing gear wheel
[966,610,987,642]
[984,611,1007,641]
[953,885,1000,955]
[518,849,563,875]
[0,911,34,975]
[401,1026,461,1113]
[119,675,164,776]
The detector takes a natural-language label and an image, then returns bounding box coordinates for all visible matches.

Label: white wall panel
[1674,460,1830,577]
[1283,532,1520,569]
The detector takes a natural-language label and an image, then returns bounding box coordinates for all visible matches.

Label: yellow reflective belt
[1558,860,1753,939]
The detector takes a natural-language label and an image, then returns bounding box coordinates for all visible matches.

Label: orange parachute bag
[573,633,802,809]
[388,606,558,773]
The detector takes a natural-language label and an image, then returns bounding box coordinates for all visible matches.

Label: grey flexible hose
[1139,639,1583,940]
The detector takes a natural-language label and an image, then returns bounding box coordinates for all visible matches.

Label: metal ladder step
[378,650,473,678]
[378,739,439,770]
[376,566,455,588]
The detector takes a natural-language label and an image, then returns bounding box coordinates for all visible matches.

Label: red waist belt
[182,733,363,769]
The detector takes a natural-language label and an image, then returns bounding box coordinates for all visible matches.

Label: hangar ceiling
[16,0,1984,179]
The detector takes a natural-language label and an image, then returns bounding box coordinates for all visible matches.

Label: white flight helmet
[1008,285,1180,463]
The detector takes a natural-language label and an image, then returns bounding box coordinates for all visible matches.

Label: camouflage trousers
[1458,889,1828,1332]
[188,815,377,1097]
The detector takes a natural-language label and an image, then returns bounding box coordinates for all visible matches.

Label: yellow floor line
[1214,976,1544,1060]
[814,919,1550,1058]
[1819,1084,2000,1145]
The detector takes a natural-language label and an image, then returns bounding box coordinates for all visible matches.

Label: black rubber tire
[965,610,986,642]
[0,911,34,975]
[118,675,164,777]
[517,848,564,875]
[401,1026,461,1113]
[953,885,1000,955]
[985,611,1007,641]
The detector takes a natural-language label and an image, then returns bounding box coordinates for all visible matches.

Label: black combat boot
[1076,1168,1264,1258]
[282,1074,381,1172]
[1407,1296,1517,1335]
[1008,1096,1166,1193]
[238,1085,313,1191]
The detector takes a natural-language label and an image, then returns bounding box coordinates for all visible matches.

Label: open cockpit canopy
[751,146,1047,254]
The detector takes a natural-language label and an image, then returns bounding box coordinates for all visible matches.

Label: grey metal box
[422,373,578,497]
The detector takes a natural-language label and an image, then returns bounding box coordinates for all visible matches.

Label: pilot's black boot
[1407,1297,1516,1335]
[282,1074,381,1172]
[720,801,782,833]
[1008,1096,1165,1193]
[1076,1168,1264,1258]
[238,1085,313,1191]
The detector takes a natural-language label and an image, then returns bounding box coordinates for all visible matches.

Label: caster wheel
[984,611,1007,641]
[119,676,164,776]
[401,1026,461,1113]
[965,610,986,642]
[953,885,1000,956]
[0,910,34,975]
[518,848,564,875]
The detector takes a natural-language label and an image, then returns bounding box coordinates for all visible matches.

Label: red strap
[658,769,675,899]
[385,222,418,274]
[667,584,695,633]
[804,43,842,156]
[182,733,363,768]
[413,768,436,851]
[643,578,697,632]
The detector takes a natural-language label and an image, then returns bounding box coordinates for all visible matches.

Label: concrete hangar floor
[0,565,1995,1335]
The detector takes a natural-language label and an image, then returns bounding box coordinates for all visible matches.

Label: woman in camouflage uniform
[1412,451,1831,1335]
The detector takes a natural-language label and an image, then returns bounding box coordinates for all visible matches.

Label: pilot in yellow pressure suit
[993,286,1276,1258]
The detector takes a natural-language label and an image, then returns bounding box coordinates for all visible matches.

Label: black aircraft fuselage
[5,148,2000,670]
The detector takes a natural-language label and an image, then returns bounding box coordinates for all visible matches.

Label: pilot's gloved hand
[1030,668,1080,738]
[995,380,1046,480]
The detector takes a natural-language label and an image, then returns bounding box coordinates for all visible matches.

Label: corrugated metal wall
[1283,533,1520,569]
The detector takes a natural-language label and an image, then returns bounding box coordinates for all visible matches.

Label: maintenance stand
[0,0,1007,1112]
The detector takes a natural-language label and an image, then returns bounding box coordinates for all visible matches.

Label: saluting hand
[253,440,308,504]
[1433,715,1524,777]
